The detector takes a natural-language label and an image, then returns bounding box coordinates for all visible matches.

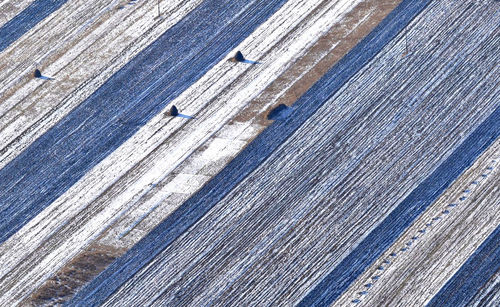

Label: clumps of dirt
[28,245,125,306]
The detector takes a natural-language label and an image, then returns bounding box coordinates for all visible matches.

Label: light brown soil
[28,245,126,306]
[26,0,401,305]
[234,0,401,126]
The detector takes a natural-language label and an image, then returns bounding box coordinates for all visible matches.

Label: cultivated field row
[0,0,379,304]
[76,1,499,306]
[336,139,500,306]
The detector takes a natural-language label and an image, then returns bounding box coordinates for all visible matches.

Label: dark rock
[34,69,41,78]
[267,104,293,120]
[170,105,179,116]
[234,51,245,62]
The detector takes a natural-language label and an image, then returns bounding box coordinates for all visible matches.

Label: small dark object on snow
[34,69,41,78]
[267,104,293,120]
[170,105,179,116]
[234,51,245,62]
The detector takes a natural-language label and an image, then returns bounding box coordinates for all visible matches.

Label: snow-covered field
[0,0,202,169]
[73,1,499,306]
[0,0,385,305]
[0,0,35,28]
[336,140,500,306]
[0,0,498,306]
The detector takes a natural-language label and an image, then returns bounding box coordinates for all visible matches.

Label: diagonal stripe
[81,0,499,302]
[299,104,500,307]
[68,0,439,304]
[0,0,364,303]
[0,0,68,53]
[0,0,37,29]
[467,268,500,306]
[0,0,289,244]
[333,137,500,306]
[427,224,500,307]
[0,0,199,169]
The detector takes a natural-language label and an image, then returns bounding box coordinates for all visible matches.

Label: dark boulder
[267,104,293,120]
[169,105,179,116]
[34,69,41,78]
[234,51,245,62]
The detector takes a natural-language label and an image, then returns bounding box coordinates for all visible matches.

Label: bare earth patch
[28,245,126,306]
[235,0,401,127]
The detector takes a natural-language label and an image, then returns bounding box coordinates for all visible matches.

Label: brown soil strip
[26,0,401,305]
[236,0,401,126]
[28,245,126,306]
